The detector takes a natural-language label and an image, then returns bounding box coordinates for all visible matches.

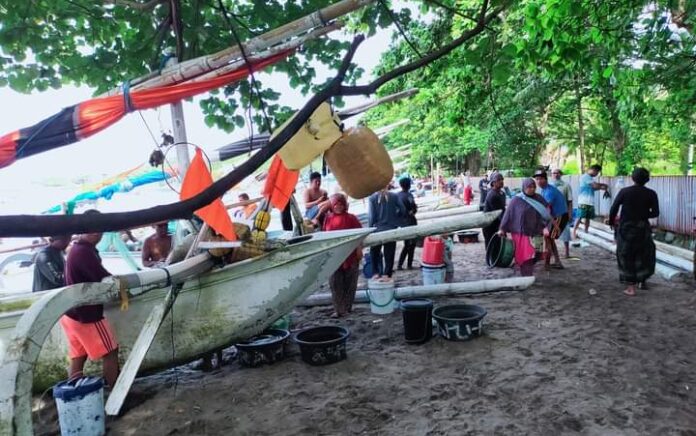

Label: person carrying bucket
[323,193,363,317]
[497,179,551,276]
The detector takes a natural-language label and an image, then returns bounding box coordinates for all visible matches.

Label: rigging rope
[217,0,274,135]
[379,0,423,58]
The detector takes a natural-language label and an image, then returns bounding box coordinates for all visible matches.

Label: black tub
[235,329,290,367]
[293,325,350,366]
[433,304,487,341]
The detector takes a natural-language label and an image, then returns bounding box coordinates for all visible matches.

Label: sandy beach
[34,235,696,435]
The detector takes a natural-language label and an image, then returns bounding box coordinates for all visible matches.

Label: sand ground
[34,235,696,435]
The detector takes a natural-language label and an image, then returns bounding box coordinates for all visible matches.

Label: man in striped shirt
[60,210,120,387]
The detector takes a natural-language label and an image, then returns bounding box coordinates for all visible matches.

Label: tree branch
[340,0,499,95]
[104,0,167,11]
[0,0,505,237]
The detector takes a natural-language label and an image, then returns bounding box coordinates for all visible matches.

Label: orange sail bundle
[0,51,292,170]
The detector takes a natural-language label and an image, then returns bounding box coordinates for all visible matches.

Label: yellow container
[275,102,342,170]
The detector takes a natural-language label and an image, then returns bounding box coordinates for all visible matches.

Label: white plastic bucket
[366,279,395,315]
[421,263,446,286]
[53,376,105,436]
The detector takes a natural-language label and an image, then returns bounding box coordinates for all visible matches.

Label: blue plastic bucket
[421,263,446,285]
[53,376,105,436]
[366,278,395,315]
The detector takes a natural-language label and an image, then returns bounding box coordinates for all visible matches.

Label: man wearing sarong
[609,168,659,296]
[573,164,608,239]
[551,168,573,258]
[534,170,568,270]
[498,178,550,276]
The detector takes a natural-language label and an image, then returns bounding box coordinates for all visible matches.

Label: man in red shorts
[60,209,119,387]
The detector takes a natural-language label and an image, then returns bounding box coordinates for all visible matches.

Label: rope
[118,277,130,311]
[379,0,422,58]
[158,266,172,288]
[122,80,134,113]
[217,0,273,133]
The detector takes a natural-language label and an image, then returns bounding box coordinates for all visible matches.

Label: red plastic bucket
[421,236,445,265]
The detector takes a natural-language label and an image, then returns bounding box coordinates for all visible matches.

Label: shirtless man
[303,171,331,226]
[142,222,172,267]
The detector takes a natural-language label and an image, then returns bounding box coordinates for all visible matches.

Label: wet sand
[35,236,696,435]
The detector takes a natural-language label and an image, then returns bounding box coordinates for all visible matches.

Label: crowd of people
[29,163,667,388]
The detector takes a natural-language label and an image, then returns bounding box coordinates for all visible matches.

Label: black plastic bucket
[294,325,350,366]
[432,304,487,341]
[400,299,433,344]
[235,328,290,367]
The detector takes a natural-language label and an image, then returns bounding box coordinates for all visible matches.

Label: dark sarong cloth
[616,220,655,284]
[329,263,359,315]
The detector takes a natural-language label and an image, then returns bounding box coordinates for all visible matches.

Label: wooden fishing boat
[0,228,370,393]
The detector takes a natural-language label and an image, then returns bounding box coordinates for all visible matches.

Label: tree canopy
[363,0,695,175]
[0,0,694,176]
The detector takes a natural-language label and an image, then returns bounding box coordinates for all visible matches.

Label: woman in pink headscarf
[323,193,363,317]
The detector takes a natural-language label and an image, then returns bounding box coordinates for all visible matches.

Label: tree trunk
[603,92,629,175]
[575,81,585,173]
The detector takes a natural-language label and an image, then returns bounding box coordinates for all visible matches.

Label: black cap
[533,169,547,179]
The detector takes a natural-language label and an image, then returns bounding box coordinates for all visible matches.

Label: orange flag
[180,148,236,241]
[263,155,299,210]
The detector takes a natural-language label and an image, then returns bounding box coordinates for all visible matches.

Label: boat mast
[168,59,191,178]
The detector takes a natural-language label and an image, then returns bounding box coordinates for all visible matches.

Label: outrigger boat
[0,0,503,431]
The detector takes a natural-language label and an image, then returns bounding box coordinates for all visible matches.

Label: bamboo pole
[300,277,535,306]
[184,23,341,84]
[106,0,374,94]
[337,88,418,119]
[363,211,500,247]
[576,231,683,281]
[416,205,480,221]
[592,220,694,262]
[586,227,693,273]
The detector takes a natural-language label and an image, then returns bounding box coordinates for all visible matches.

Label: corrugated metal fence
[471,175,696,235]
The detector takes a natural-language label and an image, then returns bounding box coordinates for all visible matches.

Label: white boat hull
[0,228,370,392]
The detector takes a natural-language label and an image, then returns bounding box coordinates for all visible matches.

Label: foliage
[0,0,393,131]
[365,0,695,175]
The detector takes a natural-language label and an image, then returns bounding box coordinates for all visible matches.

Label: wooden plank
[104,284,180,416]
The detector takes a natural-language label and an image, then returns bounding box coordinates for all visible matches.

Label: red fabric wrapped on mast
[0,50,292,169]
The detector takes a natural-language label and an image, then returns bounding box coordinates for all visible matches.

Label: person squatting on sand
[368,185,406,281]
[323,193,363,317]
[59,209,120,387]
[609,167,660,297]
[397,177,418,270]
[534,170,569,270]
[498,178,551,276]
